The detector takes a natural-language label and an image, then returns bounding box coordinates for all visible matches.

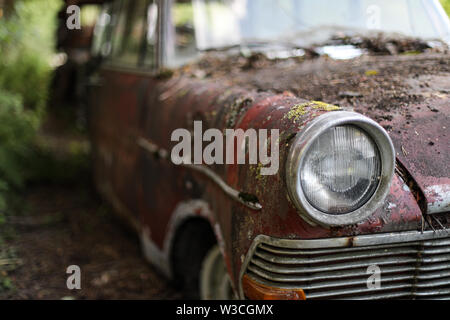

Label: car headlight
[286,111,395,226]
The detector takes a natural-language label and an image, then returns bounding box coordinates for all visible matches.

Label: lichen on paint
[365,69,379,76]
[249,163,269,199]
[177,89,189,97]
[310,101,341,111]
[285,102,310,123]
[285,101,340,123]
[155,68,174,80]
[255,162,268,183]
[226,96,254,128]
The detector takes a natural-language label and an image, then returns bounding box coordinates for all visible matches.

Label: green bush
[0,52,50,111]
[0,0,60,111]
[0,0,61,221]
[0,90,39,217]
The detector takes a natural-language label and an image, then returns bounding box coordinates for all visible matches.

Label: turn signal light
[242,274,306,300]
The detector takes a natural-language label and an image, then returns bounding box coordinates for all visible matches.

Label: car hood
[370,76,449,214]
[185,52,450,214]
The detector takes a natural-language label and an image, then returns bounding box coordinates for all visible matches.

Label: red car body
[82,0,450,299]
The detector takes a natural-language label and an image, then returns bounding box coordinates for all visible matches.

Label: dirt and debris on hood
[324,34,437,55]
[180,44,449,124]
[178,35,448,79]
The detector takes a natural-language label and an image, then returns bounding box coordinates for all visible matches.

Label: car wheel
[200,245,235,300]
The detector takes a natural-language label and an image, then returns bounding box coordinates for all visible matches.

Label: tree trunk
[0,0,16,18]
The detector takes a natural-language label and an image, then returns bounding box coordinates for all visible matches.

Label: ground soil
[0,113,180,300]
[0,183,180,300]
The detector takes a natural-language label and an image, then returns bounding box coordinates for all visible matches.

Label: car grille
[242,231,450,299]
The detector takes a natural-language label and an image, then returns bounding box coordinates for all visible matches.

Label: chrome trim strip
[137,137,262,210]
[184,163,262,210]
[239,230,450,299]
[101,63,158,76]
[157,0,167,69]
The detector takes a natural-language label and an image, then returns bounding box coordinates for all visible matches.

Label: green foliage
[0,0,61,224]
[0,52,50,111]
[0,247,19,293]
[0,0,63,294]
[0,0,61,110]
[28,140,91,186]
[174,3,194,26]
[0,277,13,292]
[81,4,101,27]
[0,90,39,215]
[441,0,450,16]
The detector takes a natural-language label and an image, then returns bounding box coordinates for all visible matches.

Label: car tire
[171,219,216,299]
[200,245,235,300]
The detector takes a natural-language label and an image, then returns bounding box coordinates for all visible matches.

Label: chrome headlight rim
[286,111,395,227]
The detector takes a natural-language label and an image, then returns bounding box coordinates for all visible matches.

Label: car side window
[110,0,149,66]
[91,2,118,58]
[143,0,158,68]
[166,0,198,68]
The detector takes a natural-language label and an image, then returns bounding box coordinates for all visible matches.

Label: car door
[90,0,154,227]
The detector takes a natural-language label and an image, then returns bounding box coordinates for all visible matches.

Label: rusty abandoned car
[78,0,450,299]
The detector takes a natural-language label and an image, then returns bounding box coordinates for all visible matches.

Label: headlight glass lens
[300,125,381,214]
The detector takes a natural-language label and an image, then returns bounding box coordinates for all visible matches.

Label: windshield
[192,0,450,49]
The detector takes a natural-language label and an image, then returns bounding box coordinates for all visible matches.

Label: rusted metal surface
[89,50,450,294]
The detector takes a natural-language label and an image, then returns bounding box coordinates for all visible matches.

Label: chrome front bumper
[240,230,450,299]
